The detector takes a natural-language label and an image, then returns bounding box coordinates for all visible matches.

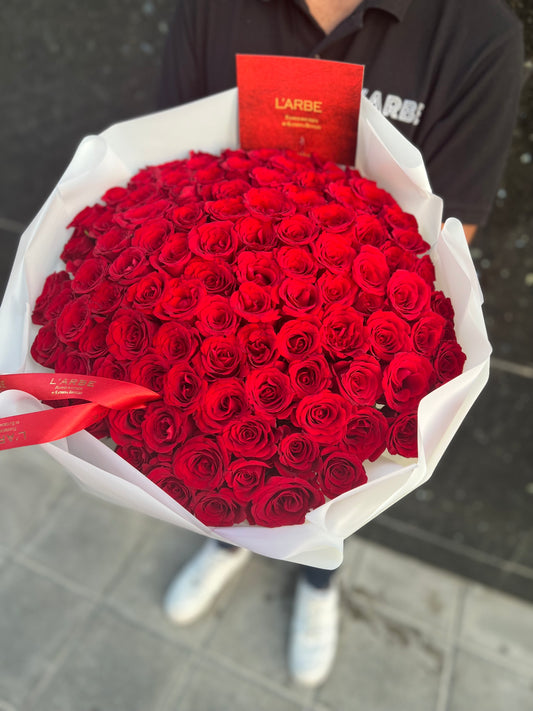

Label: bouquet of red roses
[0,89,490,567]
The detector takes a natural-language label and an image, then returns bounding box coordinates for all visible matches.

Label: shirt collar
[289,0,413,23]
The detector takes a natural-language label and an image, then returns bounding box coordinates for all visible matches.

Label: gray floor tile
[348,541,464,636]
[205,555,296,686]
[167,658,304,711]
[459,584,533,674]
[0,561,92,706]
[107,522,217,646]
[447,650,533,711]
[0,446,71,549]
[23,488,151,593]
[317,595,445,711]
[26,606,188,711]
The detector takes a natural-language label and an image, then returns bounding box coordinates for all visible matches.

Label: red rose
[310,203,355,233]
[312,232,356,274]
[106,308,157,361]
[321,306,367,359]
[141,401,191,453]
[150,234,191,276]
[349,177,395,212]
[382,242,417,272]
[195,378,249,433]
[108,407,145,447]
[42,286,74,323]
[387,269,431,321]
[222,415,277,459]
[115,444,149,470]
[193,488,246,526]
[390,226,430,254]
[294,391,352,444]
[88,280,123,316]
[225,459,270,504]
[382,204,418,232]
[352,245,390,295]
[249,476,324,527]
[55,349,91,374]
[431,291,455,321]
[108,247,151,285]
[152,321,199,363]
[245,366,294,420]
[164,364,206,412]
[279,278,321,317]
[125,272,168,313]
[276,317,321,361]
[196,296,239,336]
[337,354,383,406]
[205,197,247,220]
[131,218,174,253]
[230,282,279,323]
[343,407,388,461]
[319,450,367,499]
[234,216,276,251]
[275,246,318,280]
[251,166,289,186]
[237,323,278,368]
[434,340,466,383]
[188,220,238,261]
[30,323,61,367]
[93,355,127,380]
[32,271,71,325]
[56,296,91,344]
[353,213,388,247]
[244,187,295,219]
[318,272,358,308]
[170,202,207,230]
[236,251,281,287]
[276,431,321,478]
[411,312,447,357]
[173,435,228,489]
[275,214,318,246]
[284,185,327,211]
[199,335,247,380]
[415,255,436,285]
[154,278,205,321]
[148,469,193,508]
[60,230,94,263]
[211,178,251,199]
[115,198,174,227]
[383,352,435,413]
[78,321,109,359]
[129,354,169,395]
[288,356,332,398]
[366,310,411,361]
[184,258,236,296]
[387,412,418,457]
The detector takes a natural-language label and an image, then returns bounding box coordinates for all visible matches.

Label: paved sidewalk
[1,446,532,711]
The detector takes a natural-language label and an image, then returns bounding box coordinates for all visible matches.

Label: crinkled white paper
[0,89,491,568]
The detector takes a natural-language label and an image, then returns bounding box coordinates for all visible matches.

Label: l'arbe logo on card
[237,55,364,166]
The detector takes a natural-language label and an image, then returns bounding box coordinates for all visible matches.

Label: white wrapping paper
[0,89,491,568]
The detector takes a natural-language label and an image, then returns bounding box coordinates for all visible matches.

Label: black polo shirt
[157,0,523,224]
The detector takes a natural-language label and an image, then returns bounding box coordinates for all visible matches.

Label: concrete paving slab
[21,487,151,594]
[164,657,305,711]
[316,594,446,711]
[0,560,92,707]
[0,446,71,549]
[25,606,188,711]
[348,540,464,637]
[106,522,220,648]
[447,650,533,711]
[205,554,296,687]
[459,584,533,675]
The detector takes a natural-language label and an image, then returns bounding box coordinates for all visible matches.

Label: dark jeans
[216,540,336,589]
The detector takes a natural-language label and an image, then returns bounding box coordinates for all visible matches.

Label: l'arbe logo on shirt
[362,88,425,126]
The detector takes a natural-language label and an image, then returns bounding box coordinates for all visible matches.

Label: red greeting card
[236,54,364,166]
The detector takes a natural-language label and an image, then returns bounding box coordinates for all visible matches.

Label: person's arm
[421,23,524,230]
[463,224,477,244]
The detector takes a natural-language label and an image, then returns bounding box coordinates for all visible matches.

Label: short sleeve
[420,26,524,224]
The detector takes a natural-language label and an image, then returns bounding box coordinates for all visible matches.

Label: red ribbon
[0,373,159,451]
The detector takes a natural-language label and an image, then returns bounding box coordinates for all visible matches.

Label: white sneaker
[288,576,340,687]
[164,540,251,625]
